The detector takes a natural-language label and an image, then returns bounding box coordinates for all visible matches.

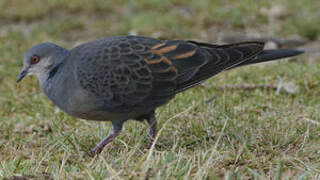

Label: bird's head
[17,42,68,83]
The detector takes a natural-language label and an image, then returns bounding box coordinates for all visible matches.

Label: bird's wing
[141,40,206,106]
[72,36,161,111]
[72,36,264,111]
[144,40,265,94]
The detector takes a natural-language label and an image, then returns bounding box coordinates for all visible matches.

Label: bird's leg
[146,113,158,149]
[89,123,123,155]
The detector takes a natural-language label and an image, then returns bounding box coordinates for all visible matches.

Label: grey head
[17,42,69,86]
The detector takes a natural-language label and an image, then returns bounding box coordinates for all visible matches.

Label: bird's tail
[174,41,304,93]
[232,48,305,68]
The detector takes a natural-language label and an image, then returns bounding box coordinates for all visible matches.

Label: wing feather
[73,36,265,112]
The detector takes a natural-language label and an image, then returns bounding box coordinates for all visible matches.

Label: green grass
[1,0,320,179]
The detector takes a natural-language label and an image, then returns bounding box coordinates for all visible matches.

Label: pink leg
[89,128,121,155]
[146,114,158,149]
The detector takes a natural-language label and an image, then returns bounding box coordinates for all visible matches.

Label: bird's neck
[38,62,62,90]
[39,50,70,92]
[38,73,50,89]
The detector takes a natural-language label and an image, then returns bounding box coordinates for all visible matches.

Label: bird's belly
[55,84,152,121]
[65,95,132,121]
[69,110,128,121]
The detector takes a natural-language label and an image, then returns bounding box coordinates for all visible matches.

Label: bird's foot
[146,114,158,150]
[87,128,121,156]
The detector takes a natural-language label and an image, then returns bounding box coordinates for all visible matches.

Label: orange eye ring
[31,55,40,64]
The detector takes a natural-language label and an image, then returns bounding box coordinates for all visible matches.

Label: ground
[0,0,320,179]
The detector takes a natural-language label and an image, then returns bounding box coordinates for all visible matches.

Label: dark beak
[17,69,28,83]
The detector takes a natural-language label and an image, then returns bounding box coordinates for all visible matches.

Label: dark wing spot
[120,48,132,54]
[119,43,130,48]
[110,53,120,59]
[137,68,150,77]
[111,47,119,53]
[132,45,145,51]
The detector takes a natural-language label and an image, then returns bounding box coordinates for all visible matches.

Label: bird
[17,35,304,154]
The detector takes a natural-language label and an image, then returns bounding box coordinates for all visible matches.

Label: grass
[1,0,320,179]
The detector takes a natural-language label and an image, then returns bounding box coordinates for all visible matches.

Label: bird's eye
[31,55,40,64]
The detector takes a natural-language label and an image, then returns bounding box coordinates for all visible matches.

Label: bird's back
[65,36,269,118]
[69,36,171,114]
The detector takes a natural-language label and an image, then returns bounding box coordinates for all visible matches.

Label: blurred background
[1,0,319,76]
[1,0,320,78]
[0,0,320,179]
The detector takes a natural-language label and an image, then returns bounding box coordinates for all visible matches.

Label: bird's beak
[17,69,28,83]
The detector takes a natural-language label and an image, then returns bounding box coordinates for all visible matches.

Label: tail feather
[175,41,265,93]
[174,41,305,93]
[232,48,305,68]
